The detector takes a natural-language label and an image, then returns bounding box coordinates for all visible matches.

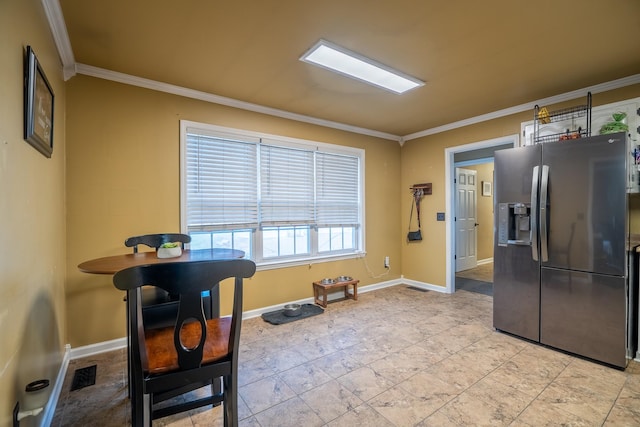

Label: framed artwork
[24,46,54,158]
[482,181,492,197]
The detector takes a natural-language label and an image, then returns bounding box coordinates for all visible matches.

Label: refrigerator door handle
[531,166,539,261]
[540,165,549,262]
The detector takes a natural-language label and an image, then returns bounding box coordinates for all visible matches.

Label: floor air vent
[70,365,97,391]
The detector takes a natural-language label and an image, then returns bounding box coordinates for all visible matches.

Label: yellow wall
[65,75,402,347]
[0,0,67,424]
[401,84,640,288]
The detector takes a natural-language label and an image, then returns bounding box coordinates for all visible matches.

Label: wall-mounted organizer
[522,96,640,147]
[410,183,432,195]
[533,92,592,144]
[522,96,640,193]
[407,183,431,242]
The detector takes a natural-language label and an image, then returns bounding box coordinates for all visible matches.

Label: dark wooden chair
[121,234,212,401]
[113,259,256,426]
[124,233,192,253]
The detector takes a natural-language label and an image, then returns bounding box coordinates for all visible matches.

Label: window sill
[256,251,364,271]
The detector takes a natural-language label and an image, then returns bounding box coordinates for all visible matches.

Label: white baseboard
[69,337,127,360]
[241,278,404,320]
[477,258,493,266]
[400,276,450,294]
[36,344,70,427]
[67,278,407,358]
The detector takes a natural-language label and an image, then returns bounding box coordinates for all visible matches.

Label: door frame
[444,134,519,293]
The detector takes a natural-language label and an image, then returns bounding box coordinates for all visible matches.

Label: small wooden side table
[312,278,359,308]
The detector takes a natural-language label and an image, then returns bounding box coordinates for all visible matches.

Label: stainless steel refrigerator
[493,132,636,368]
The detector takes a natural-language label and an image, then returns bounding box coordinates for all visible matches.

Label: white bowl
[157,246,182,258]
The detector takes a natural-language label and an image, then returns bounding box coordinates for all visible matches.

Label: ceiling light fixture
[300,39,424,94]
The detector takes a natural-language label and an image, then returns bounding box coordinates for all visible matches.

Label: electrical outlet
[384,256,390,268]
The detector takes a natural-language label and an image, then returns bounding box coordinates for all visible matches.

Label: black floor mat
[70,365,97,391]
[456,278,493,296]
[261,304,324,325]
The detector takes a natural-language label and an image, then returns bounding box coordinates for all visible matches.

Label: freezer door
[493,246,541,341]
[541,133,627,276]
[493,145,541,341]
[540,267,627,368]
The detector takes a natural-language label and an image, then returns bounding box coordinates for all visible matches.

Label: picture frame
[24,46,54,158]
[482,181,492,197]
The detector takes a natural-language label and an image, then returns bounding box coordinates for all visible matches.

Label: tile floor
[52,285,640,426]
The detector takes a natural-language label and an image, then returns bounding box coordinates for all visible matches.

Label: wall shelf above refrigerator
[533,92,592,144]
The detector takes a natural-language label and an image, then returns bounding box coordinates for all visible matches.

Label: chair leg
[213,376,222,401]
[125,296,131,399]
[223,374,237,427]
[130,377,144,426]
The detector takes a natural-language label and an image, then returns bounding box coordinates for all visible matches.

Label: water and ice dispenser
[497,202,532,247]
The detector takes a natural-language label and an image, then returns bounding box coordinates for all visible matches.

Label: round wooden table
[78,248,245,274]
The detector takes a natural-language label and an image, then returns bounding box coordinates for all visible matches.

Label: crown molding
[403,73,640,141]
[74,63,401,142]
[43,0,639,143]
[72,63,640,144]
[41,0,76,80]
[41,0,399,140]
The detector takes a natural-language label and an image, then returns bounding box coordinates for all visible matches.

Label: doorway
[455,162,492,295]
[444,135,518,294]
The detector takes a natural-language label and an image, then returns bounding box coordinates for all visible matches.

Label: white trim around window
[179,120,365,269]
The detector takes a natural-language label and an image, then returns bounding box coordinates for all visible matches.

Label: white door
[455,167,478,272]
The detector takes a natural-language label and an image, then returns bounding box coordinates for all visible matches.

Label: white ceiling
[53,0,640,141]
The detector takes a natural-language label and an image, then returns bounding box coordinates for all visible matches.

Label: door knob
[474,223,479,227]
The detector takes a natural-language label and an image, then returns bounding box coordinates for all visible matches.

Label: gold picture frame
[24,46,54,158]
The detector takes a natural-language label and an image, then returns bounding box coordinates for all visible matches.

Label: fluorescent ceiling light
[300,39,424,94]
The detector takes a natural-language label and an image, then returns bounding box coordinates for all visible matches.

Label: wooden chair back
[113,258,256,425]
[124,233,191,253]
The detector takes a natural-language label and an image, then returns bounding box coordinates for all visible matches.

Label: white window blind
[181,120,365,263]
[316,152,360,226]
[260,144,315,226]
[185,133,258,231]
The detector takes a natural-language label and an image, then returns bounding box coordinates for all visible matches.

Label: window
[180,121,364,267]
